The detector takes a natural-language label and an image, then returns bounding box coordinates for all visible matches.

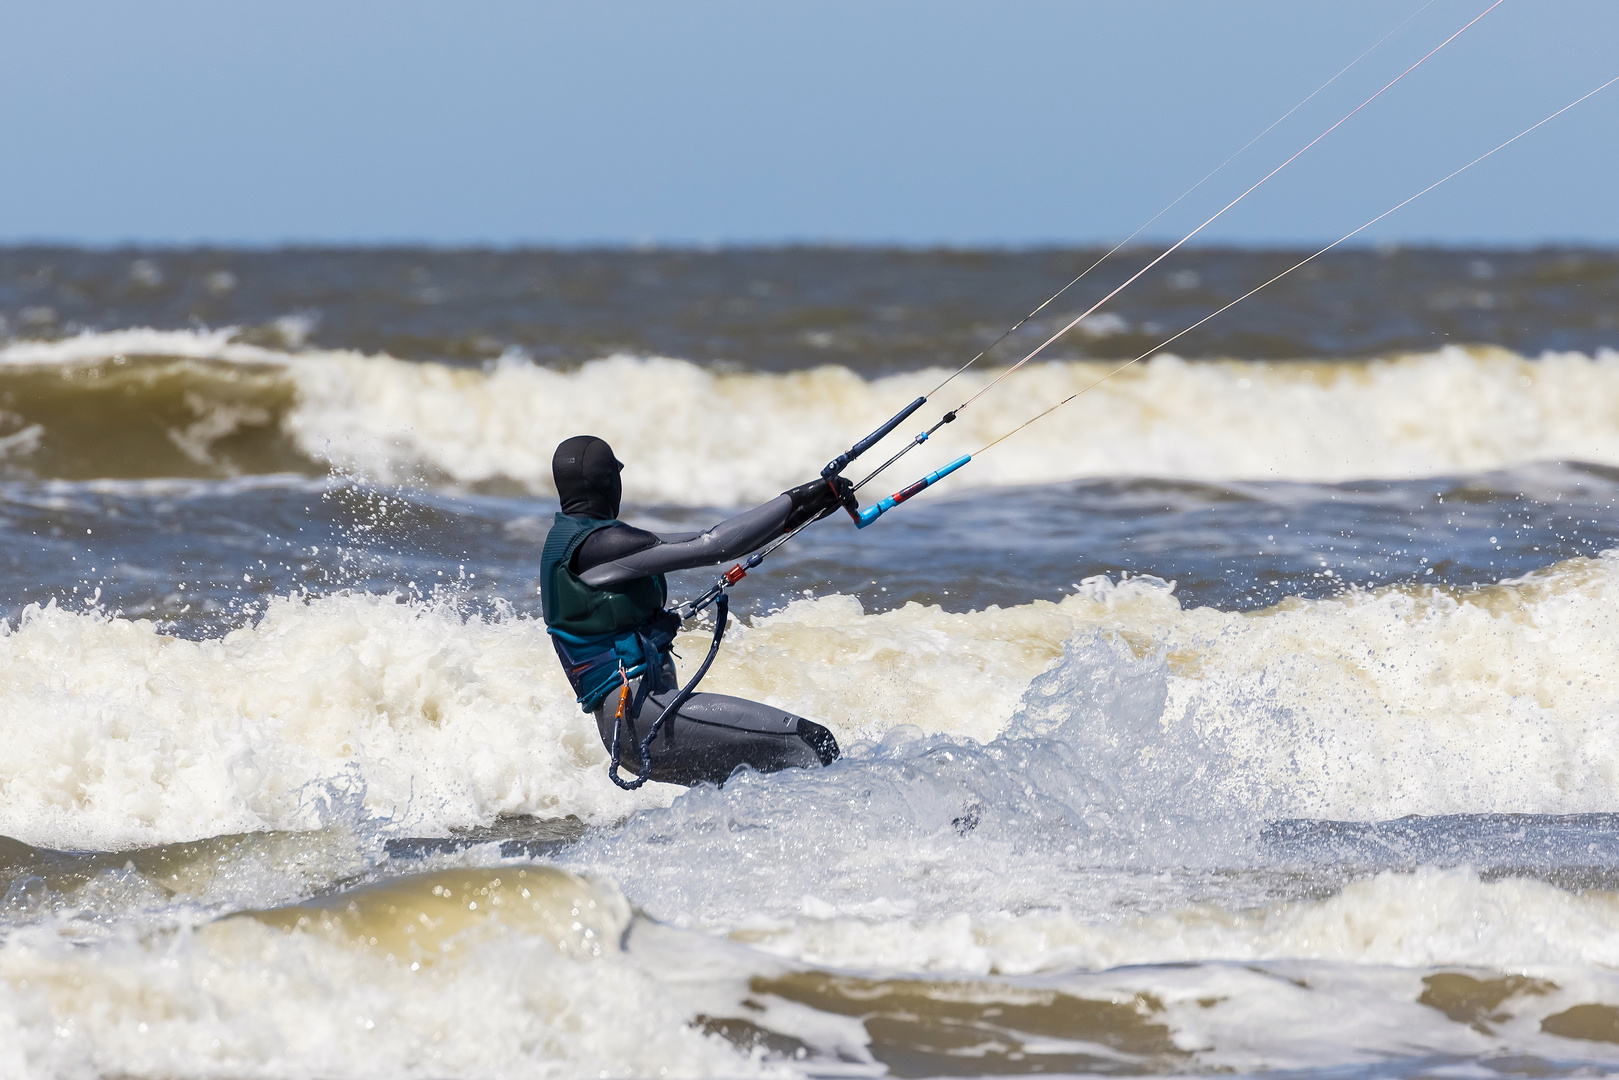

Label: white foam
[560,557,1619,936]
[700,871,1619,1070]
[733,867,1619,975]
[0,327,298,367]
[0,868,777,1079]
[7,552,1619,851]
[12,868,1619,1077]
[0,593,676,851]
[700,556,1619,822]
[265,343,1619,500]
[735,935,1619,1074]
[10,559,1619,1072]
[8,330,1619,500]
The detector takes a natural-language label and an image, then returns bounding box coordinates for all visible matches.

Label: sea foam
[10,864,1619,1077]
[4,330,1619,499]
[0,867,775,1079]
[733,867,1619,974]
[4,551,1619,852]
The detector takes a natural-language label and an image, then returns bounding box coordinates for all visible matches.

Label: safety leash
[608,594,731,791]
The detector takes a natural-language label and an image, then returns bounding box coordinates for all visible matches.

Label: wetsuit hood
[553,435,624,519]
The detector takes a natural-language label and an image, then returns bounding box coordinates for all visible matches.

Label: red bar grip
[891,478,929,505]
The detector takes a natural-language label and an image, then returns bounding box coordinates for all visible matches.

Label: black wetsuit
[541,435,843,787]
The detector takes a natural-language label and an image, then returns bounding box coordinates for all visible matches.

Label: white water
[4,560,1619,1076]
[9,328,1619,1075]
[8,861,1619,1078]
[6,330,1619,501]
[727,866,1619,975]
[4,550,1618,853]
[0,866,781,1079]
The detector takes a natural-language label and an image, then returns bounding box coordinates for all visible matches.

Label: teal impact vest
[540,513,674,711]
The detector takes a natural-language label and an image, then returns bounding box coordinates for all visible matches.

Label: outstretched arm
[576,478,853,586]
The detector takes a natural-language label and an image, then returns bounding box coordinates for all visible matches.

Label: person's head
[552,435,623,519]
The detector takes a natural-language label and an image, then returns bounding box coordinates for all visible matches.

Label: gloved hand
[782,476,858,532]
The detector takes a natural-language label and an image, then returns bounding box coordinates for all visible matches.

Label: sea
[3,244,1619,1078]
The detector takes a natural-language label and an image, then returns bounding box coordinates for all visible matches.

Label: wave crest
[4,551,1619,851]
[4,330,1619,497]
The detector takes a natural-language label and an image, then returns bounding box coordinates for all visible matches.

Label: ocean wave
[720,873,1619,1073]
[4,550,1619,852]
[3,330,1619,497]
[567,553,1619,932]
[11,863,1619,1077]
[734,867,1619,975]
[0,592,677,852]
[697,551,1619,823]
[0,866,773,1079]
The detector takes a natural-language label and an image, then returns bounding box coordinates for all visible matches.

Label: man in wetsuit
[540,435,851,787]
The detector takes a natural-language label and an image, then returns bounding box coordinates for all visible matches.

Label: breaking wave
[736,867,1619,974]
[3,330,1619,499]
[10,551,1619,1076]
[10,860,1619,1077]
[4,547,1619,852]
[0,866,772,1079]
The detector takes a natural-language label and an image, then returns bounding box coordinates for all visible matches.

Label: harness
[540,512,672,712]
[548,616,677,712]
[538,511,732,789]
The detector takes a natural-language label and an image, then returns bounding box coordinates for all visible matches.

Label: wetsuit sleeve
[569,524,661,573]
[577,495,792,586]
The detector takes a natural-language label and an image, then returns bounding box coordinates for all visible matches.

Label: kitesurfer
[540,435,848,787]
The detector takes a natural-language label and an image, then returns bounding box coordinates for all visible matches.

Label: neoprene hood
[553,435,624,519]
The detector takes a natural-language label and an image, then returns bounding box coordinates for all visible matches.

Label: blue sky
[2,1,1615,246]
